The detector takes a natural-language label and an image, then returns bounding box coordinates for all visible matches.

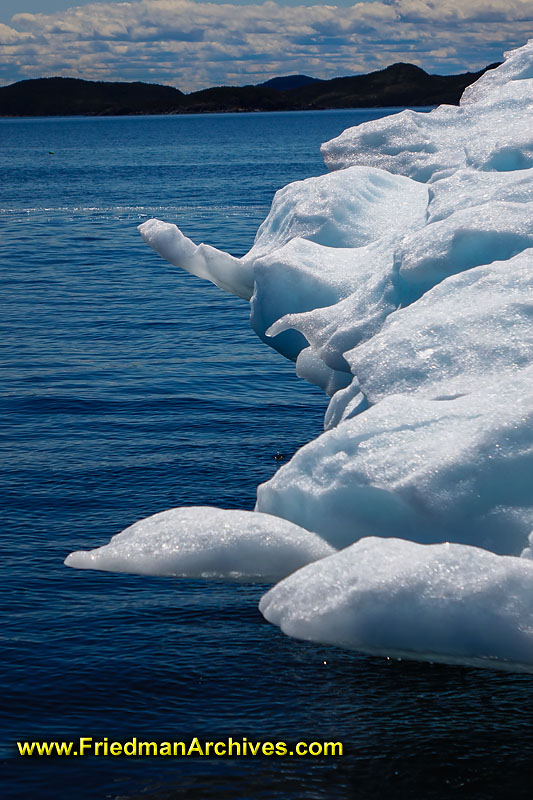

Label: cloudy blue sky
[1,0,532,91]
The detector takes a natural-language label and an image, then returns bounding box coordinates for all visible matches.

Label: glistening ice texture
[134,40,533,671]
[257,373,533,553]
[260,538,533,673]
[255,41,533,562]
[64,506,334,582]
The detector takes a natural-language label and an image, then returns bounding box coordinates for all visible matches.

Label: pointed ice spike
[138,218,254,300]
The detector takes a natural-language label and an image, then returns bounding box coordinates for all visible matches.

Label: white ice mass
[64,507,334,582]
[259,539,533,673]
[70,41,533,672]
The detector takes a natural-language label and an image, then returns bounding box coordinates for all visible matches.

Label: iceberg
[64,507,334,582]
[259,538,533,673]
[70,40,533,672]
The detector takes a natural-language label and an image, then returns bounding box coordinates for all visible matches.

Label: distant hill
[283,62,501,109]
[0,76,185,116]
[259,75,320,91]
[0,63,500,117]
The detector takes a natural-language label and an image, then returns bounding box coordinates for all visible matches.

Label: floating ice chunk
[64,506,334,582]
[256,375,533,554]
[138,218,254,300]
[347,250,533,403]
[259,537,533,673]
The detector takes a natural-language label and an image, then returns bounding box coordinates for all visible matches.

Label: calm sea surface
[3,110,533,799]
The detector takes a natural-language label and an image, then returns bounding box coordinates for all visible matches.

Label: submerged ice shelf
[68,41,533,673]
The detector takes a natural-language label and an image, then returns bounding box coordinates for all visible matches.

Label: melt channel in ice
[68,40,533,673]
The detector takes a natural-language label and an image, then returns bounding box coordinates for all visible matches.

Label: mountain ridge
[0,62,501,117]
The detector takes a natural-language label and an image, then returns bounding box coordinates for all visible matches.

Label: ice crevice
[67,40,533,674]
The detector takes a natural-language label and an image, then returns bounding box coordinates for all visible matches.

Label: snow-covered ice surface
[346,251,533,404]
[260,539,533,673]
[257,375,533,554]
[65,507,334,582]
[76,41,533,671]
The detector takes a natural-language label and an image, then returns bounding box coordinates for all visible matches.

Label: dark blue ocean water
[3,109,533,800]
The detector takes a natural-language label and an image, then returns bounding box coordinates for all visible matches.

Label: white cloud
[1,0,532,90]
[393,0,533,24]
[0,21,33,44]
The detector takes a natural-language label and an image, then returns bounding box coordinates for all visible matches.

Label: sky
[1,0,532,91]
